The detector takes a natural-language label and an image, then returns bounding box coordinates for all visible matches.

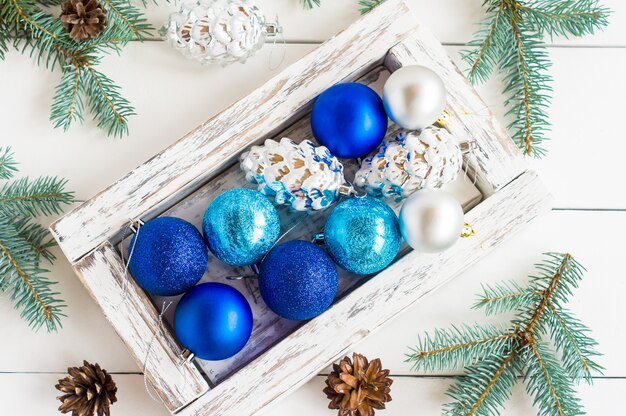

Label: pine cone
[56,361,117,416]
[323,353,393,416]
[60,0,107,42]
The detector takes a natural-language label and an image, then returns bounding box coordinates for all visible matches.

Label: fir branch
[463,0,610,156]
[0,218,65,331]
[408,324,517,372]
[82,66,135,137]
[0,0,153,136]
[0,147,18,179]
[545,302,602,382]
[474,280,543,315]
[520,0,611,39]
[444,351,519,416]
[0,176,74,217]
[10,216,57,263]
[301,0,320,9]
[523,341,583,416]
[408,253,602,415]
[358,0,385,15]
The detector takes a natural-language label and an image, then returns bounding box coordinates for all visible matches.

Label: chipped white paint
[49,1,552,415]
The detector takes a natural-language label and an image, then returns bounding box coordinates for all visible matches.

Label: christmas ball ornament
[324,197,401,275]
[203,188,280,266]
[162,0,281,66]
[174,282,253,360]
[128,217,207,296]
[355,127,463,199]
[383,65,447,130]
[60,0,108,42]
[240,138,346,211]
[311,83,388,159]
[259,240,338,321]
[399,189,464,253]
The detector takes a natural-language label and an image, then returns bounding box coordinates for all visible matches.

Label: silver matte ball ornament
[399,189,464,253]
[383,65,447,130]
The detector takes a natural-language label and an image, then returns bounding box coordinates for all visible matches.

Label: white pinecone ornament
[240,138,346,212]
[355,127,463,199]
[162,0,279,66]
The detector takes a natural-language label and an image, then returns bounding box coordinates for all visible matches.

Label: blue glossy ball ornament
[203,188,281,267]
[324,197,401,275]
[311,83,388,159]
[259,240,338,321]
[128,217,207,296]
[174,282,253,361]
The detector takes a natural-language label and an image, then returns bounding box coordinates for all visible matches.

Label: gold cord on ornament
[461,222,476,238]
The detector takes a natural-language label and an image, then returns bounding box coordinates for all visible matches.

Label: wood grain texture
[73,243,209,412]
[385,34,527,196]
[50,0,419,264]
[179,169,552,416]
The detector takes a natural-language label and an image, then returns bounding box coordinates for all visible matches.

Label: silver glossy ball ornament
[383,65,447,130]
[399,189,464,253]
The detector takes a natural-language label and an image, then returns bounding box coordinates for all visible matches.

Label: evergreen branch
[408,324,517,372]
[546,302,603,382]
[51,65,85,131]
[409,253,599,415]
[520,0,610,39]
[358,0,385,14]
[0,218,65,331]
[82,67,135,137]
[502,6,552,156]
[0,147,18,180]
[462,1,508,84]
[300,0,320,9]
[523,341,583,416]
[10,216,57,263]
[101,0,153,40]
[0,176,74,218]
[444,351,519,416]
[464,0,609,157]
[474,280,543,315]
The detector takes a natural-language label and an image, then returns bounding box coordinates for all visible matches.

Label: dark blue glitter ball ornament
[324,197,401,275]
[128,217,207,296]
[174,282,253,361]
[203,188,281,267]
[259,240,338,321]
[311,83,388,159]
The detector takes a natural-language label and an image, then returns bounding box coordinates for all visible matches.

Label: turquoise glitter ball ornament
[203,188,280,266]
[174,282,253,361]
[259,240,338,321]
[323,197,401,275]
[311,83,389,159]
[128,217,208,296]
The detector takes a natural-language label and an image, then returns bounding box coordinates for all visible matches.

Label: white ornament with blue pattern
[240,138,346,212]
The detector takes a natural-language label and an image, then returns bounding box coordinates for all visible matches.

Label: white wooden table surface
[1,1,625,415]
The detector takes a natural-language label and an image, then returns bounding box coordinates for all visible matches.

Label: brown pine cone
[323,353,393,416]
[60,0,107,41]
[56,360,118,416]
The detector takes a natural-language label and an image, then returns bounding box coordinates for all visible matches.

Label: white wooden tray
[50,1,552,414]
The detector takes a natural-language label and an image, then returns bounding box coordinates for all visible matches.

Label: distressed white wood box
[50,1,552,414]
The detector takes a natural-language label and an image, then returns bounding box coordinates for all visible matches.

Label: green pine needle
[301,0,320,9]
[0,0,153,137]
[0,176,74,218]
[358,0,386,15]
[463,0,610,156]
[0,148,72,332]
[408,253,602,416]
[0,147,18,180]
